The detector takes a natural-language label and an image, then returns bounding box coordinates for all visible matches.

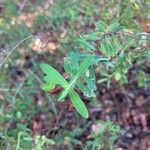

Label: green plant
[15,132,55,150]
[83,121,121,150]
[40,54,111,118]
[40,20,149,118]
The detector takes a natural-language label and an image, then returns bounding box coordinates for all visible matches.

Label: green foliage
[84,121,121,150]
[15,133,55,150]
[40,18,149,118]
[40,55,94,118]
[136,70,150,87]
[33,135,55,150]
[4,0,17,17]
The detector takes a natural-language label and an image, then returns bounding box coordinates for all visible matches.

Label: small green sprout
[40,56,94,118]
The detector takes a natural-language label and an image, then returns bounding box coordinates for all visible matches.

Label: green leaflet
[107,22,121,33]
[112,35,122,50]
[40,63,68,86]
[102,60,114,68]
[44,75,57,86]
[115,72,122,81]
[77,38,95,51]
[42,82,55,92]
[105,38,116,56]
[43,75,51,82]
[95,20,107,32]
[77,77,96,98]
[63,58,73,76]
[122,36,134,51]
[87,66,95,80]
[83,32,101,41]
[75,56,93,78]
[104,40,112,56]
[99,38,116,57]
[69,89,89,118]
[100,42,107,54]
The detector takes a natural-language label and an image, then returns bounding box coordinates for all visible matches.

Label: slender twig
[118,31,150,41]
[12,79,26,106]
[28,69,43,85]
[0,35,33,68]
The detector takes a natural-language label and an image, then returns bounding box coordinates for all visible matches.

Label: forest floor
[0,0,150,150]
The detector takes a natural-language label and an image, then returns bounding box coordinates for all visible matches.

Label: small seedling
[40,56,94,118]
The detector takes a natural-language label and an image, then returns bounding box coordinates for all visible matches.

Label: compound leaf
[77,38,95,51]
[75,56,93,78]
[108,22,121,33]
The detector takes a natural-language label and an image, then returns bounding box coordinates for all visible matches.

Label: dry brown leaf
[47,42,59,54]
[32,121,42,131]
[138,18,150,33]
